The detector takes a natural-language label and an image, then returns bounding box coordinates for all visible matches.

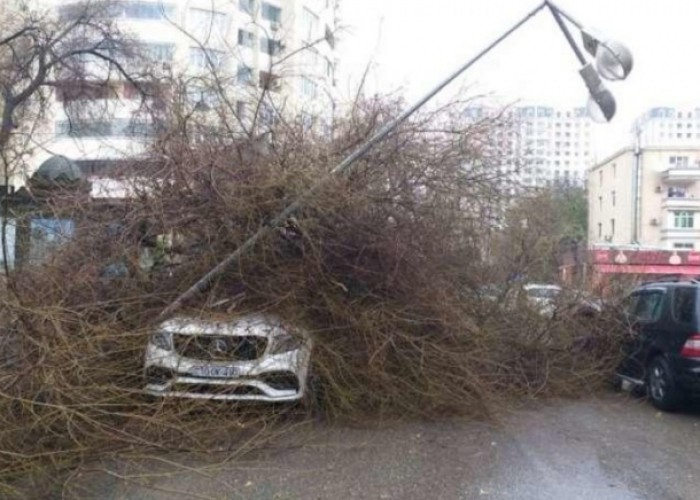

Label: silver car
[144,314,312,402]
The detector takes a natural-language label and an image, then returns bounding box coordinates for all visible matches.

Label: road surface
[71,393,700,499]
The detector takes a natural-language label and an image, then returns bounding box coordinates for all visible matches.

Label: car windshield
[526,287,561,299]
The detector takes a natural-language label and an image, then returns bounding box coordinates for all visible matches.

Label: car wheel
[647,356,684,411]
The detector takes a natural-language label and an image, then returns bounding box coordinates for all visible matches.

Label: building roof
[588,144,700,173]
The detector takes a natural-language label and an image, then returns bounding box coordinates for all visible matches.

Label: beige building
[588,146,700,250]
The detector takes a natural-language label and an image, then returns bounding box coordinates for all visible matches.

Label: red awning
[595,264,700,275]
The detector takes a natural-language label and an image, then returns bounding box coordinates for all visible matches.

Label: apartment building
[636,107,700,147]
[463,104,595,192]
[588,146,700,250]
[24,0,339,188]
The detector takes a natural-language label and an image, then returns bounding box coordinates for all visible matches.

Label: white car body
[523,283,563,316]
[144,314,312,402]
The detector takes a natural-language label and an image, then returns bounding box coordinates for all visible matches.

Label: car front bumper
[144,344,311,402]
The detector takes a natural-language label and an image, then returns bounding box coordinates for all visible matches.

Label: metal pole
[157,1,549,320]
[546,2,586,65]
[632,123,642,244]
[546,0,584,30]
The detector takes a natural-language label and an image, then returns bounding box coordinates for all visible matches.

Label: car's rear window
[672,287,696,324]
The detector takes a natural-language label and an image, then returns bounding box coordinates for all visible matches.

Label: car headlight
[150,331,173,350]
[268,333,304,355]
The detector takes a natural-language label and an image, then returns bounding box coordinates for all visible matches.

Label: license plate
[190,366,239,378]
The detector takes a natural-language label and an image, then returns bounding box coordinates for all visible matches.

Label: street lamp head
[586,88,616,123]
[579,63,616,122]
[581,29,634,81]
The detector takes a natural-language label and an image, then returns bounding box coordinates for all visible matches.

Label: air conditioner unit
[650,218,659,226]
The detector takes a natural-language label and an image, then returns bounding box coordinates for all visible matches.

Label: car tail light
[680,334,700,359]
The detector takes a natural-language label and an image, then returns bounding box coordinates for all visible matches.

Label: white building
[25,0,339,187]
[464,104,595,192]
[636,107,700,147]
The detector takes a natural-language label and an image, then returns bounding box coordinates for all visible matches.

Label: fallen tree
[0,94,624,497]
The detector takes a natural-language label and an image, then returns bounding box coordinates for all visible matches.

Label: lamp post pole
[158,1,633,320]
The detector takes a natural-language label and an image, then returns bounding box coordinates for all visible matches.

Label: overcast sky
[336,0,700,160]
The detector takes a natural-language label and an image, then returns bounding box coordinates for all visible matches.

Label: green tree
[494,185,587,283]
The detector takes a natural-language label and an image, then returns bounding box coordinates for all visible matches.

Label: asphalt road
[73,393,700,500]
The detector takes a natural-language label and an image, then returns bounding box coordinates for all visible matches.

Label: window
[262,2,282,22]
[56,120,112,137]
[669,155,688,168]
[610,218,615,236]
[598,195,602,210]
[238,29,255,48]
[302,7,319,41]
[239,0,255,13]
[301,76,317,98]
[188,87,220,109]
[612,190,616,207]
[29,218,75,265]
[668,186,686,198]
[237,64,253,84]
[260,37,282,55]
[597,222,602,238]
[630,291,665,322]
[189,8,228,41]
[672,287,696,324]
[189,47,226,69]
[259,103,277,127]
[143,42,175,63]
[55,82,113,102]
[673,211,695,229]
[236,101,247,119]
[120,2,175,20]
[259,71,280,90]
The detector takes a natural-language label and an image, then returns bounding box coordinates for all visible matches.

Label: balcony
[661,196,700,210]
[662,166,700,183]
[660,227,700,241]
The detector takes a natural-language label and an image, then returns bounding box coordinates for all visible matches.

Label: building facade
[636,107,700,147]
[588,146,700,250]
[463,104,595,192]
[24,0,339,188]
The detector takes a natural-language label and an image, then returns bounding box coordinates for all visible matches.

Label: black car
[616,279,700,411]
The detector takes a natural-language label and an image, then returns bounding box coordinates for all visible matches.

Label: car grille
[171,383,264,396]
[173,335,267,361]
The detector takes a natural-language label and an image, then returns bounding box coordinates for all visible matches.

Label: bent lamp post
[160,0,635,319]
